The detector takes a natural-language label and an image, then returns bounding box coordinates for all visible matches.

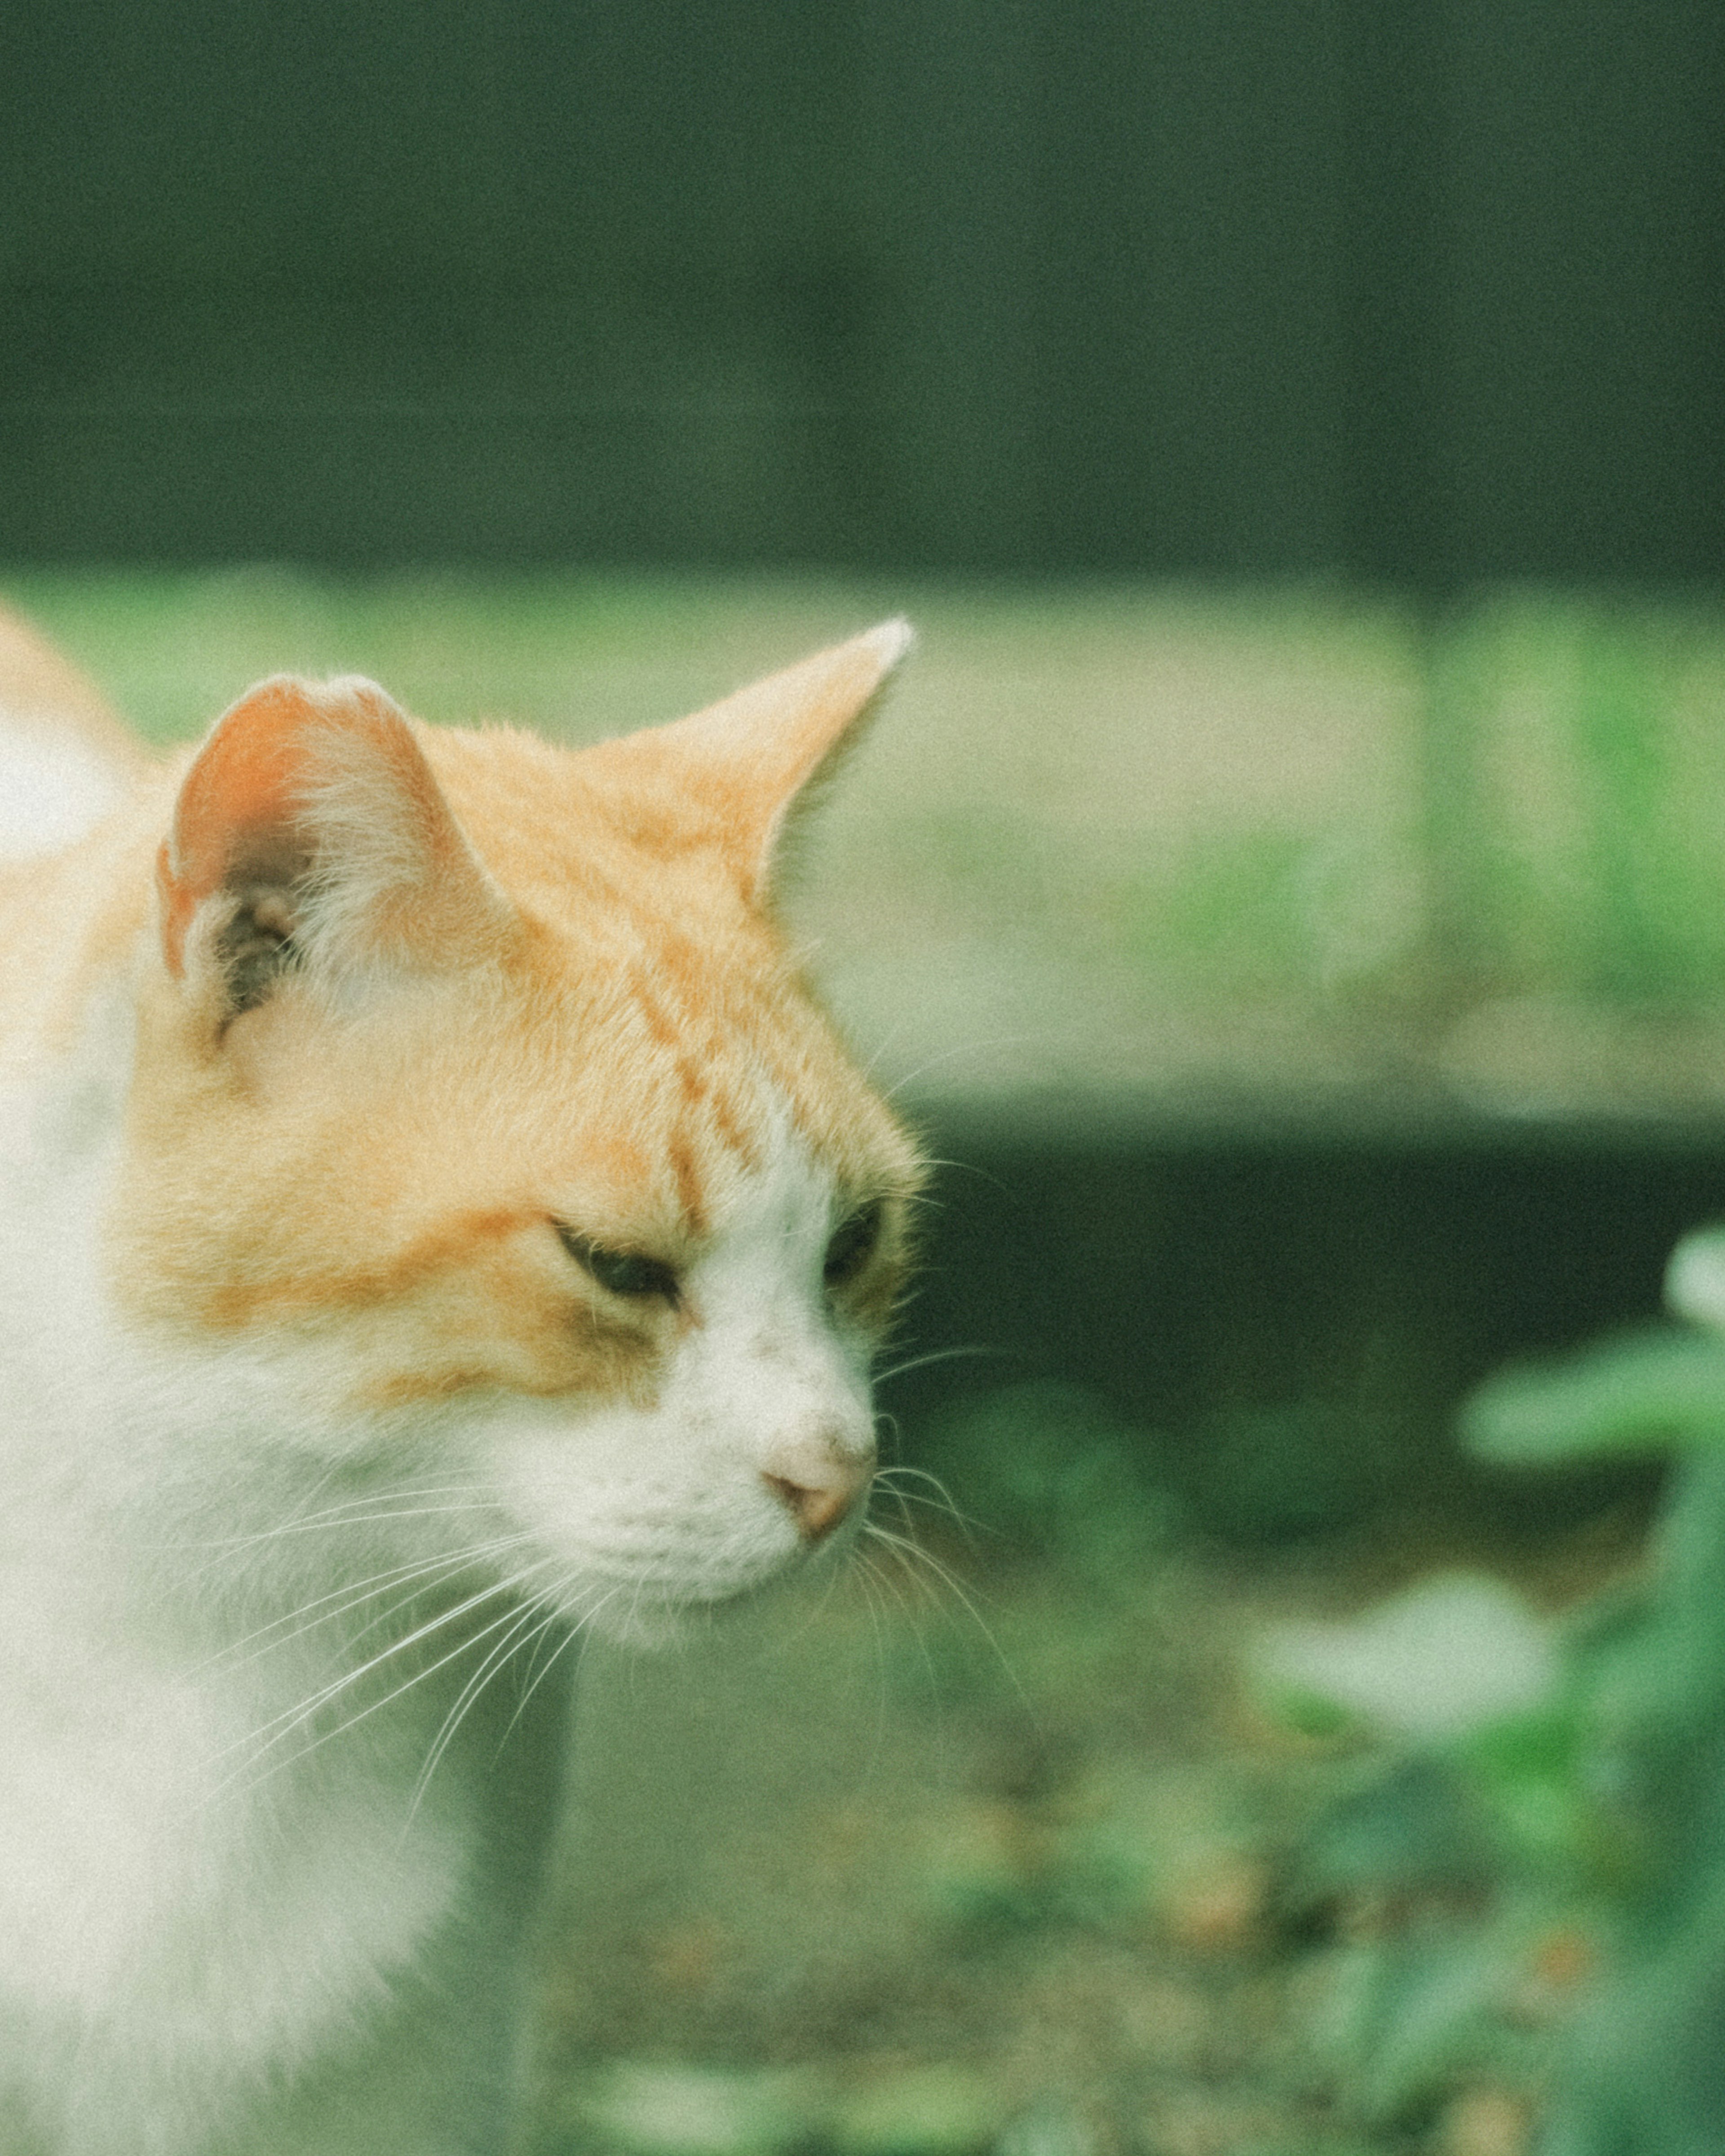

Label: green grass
[1418,596,1725,1011]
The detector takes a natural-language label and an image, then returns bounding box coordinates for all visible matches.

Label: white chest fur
[0,1074,874,2156]
[0,1108,498,2153]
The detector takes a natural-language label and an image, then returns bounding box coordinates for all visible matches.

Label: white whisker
[882,1034,1042,1102]
[205,1560,542,1793]
[860,1520,1025,1708]
[403,1583,562,1827]
[192,1540,525,1678]
[495,1593,610,1752]
[869,1464,985,1544]
[177,1483,501,1555]
[873,1344,999,1389]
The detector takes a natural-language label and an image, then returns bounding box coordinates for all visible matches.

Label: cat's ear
[156,675,513,1019]
[634,619,913,903]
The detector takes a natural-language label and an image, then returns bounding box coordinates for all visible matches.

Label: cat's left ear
[610,619,913,903]
[156,674,515,1021]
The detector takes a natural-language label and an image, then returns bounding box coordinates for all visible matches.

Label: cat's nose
[761,1434,873,1541]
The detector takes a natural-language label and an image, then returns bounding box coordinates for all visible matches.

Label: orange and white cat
[0,602,922,2155]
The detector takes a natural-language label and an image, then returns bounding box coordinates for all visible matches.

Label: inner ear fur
[208,869,309,1017]
[157,674,513,1017]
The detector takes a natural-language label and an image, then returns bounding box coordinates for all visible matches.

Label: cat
[0,600,922,2156]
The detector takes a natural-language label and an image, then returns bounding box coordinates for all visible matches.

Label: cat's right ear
[156,675,514,1023]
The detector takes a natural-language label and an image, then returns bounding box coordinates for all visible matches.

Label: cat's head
[114,624,923,1640]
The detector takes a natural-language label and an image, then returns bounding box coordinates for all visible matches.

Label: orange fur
[0,600,146,773]
[7,621,922,1403]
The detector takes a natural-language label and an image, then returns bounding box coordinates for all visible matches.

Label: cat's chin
[566,1540,851,1652]
[571,1580,782,1653]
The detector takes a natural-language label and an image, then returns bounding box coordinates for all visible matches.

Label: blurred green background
[20,571,1725,1124]
[3,0,1719,583]
[7,2,1725,2147]
[16,569,1725,2154]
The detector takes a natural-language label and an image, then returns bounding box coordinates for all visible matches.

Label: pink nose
[762,1441,873,1541]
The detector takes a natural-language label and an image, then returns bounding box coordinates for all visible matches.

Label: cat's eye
[556,1226,679,1305]
[823,1200,884,1289]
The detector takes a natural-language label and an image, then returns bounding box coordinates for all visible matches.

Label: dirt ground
[526,1510,1604,2156]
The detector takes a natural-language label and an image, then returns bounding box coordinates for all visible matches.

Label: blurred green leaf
[1349,1921,1544,2125]
[1288,1756,1495,1912]
[827,2064,1007,2156]
[1666,1226,1725,1331]
[1456,1712,1610,1880]
[1258,1573,1559,1741]
[565,2062,817,2156]
[1463,1330,1725,1464]
[917,1384,1181,1579]
[1259,1682,1363,1744]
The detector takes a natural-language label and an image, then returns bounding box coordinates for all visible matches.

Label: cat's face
[107,628,921,1638]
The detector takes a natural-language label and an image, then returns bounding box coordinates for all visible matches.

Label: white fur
[0,718,128,863]
[0,926,874,2140]
[485,1123,876,1643]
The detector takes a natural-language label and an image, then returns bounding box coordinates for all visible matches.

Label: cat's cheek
[226,1254,661,1415]
[473,1399,810,1628]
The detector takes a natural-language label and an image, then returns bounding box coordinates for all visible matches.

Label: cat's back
[0,604,160,1071]
[0,604,146,864]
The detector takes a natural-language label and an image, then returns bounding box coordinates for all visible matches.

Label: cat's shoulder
[0,602,148,864]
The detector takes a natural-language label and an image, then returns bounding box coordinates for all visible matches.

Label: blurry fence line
[2,0,1719,578]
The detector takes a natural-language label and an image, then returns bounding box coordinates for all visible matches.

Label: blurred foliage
[550,2057,1013,2156]
[918,1381,1383,1557]
[1419,595,1725,1014]
[908,1384,1183,1580]
[11,571,1725,1117]
[1278,1225,1725,2151]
